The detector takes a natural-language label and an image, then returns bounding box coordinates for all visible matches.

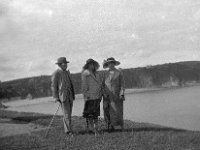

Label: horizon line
[2,60,200,83]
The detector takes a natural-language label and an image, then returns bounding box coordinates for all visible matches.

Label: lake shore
[3,84,199,108]
[0,109,200,150]
[126,83,200,95]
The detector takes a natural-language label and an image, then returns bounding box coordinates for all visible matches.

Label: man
[51,57,75,135]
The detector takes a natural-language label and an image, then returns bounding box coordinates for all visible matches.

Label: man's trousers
[61,100,73,133]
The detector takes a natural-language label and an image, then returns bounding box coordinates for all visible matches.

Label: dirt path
[0,118,46,137]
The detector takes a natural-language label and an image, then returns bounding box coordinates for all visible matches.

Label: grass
[0,109,200,150]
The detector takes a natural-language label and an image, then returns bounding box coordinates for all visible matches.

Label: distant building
[145,65,153,69]
[26,93,33,100]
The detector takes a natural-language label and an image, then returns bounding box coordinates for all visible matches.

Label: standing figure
[51,57,75,135]
[81,59,103,135]
[103,57,125,131]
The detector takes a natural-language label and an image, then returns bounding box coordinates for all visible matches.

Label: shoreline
[126,84,200,95]
[2,84,200,110]
[3,84,200,106]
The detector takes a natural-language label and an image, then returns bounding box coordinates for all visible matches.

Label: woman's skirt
[103,96,124,126]
[83,99,101,119]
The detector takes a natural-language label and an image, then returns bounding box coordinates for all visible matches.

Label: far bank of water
[5,86,200,131]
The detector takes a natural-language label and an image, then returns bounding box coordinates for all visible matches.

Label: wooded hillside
[1,61,200,100]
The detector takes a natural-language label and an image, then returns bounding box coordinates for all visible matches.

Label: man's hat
[103,57,120,68]
[55,57,69,64]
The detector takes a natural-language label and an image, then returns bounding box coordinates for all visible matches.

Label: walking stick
[45,103,61,138]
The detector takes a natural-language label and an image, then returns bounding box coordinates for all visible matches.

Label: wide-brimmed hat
[86,58,96,64]
[103,57,120,68]
[83,58,100,70]
[55,57,69,64]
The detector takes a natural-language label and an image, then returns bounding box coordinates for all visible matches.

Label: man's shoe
[66,131,73,136]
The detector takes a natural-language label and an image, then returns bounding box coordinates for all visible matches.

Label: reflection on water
[6,86,200,131]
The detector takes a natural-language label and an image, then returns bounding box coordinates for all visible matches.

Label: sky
[0,0,200,81]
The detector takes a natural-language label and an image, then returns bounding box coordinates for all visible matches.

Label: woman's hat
[56,57,69,64]
[86,58,96,64]
[103,57,120,68]
[83,58,100,69]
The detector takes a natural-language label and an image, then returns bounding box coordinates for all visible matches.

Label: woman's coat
[103,68,125,126]
[81,69,103,101]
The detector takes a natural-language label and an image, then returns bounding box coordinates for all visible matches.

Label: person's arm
[71,82,75,100]
[68,70,75,100]
[51,71,60,103]
[119,70,125,100]
[81,70,90,100]
[101,72,107,98]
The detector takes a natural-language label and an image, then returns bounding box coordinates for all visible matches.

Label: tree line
[1,61,200,100]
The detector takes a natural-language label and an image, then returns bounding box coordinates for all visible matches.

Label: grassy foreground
[0,110,200,150]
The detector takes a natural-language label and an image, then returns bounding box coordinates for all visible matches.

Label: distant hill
[1,61,200,100]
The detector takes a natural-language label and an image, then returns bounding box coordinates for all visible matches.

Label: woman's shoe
[110,125,115,132]
[120,124,124,131]
[107,123,110,130]
[94,130,100,137]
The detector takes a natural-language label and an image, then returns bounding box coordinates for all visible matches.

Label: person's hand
[103,93,109,98]
[55,98,61,103]
[120,95,125,101]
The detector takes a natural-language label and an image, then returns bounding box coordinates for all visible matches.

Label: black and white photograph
[0,0,200,149]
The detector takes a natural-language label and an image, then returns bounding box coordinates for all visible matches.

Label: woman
[103,57,125,131]
[81,58,103,135]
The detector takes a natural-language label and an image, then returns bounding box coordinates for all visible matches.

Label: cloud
[10,0,53,18]
[29,59,55,75]
[194,9,200,22]
[0,0,8,16]
[0,0,200,81]
[0,0,10,33]
[0,55,25,81]
[130,33,140,40]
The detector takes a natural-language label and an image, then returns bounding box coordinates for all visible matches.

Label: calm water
[6,86,200,131]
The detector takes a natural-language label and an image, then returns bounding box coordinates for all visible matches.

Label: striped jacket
[81,69,103,101]
[51,69,75,102]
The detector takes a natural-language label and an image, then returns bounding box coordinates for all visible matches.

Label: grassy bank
[0,110,200,150]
